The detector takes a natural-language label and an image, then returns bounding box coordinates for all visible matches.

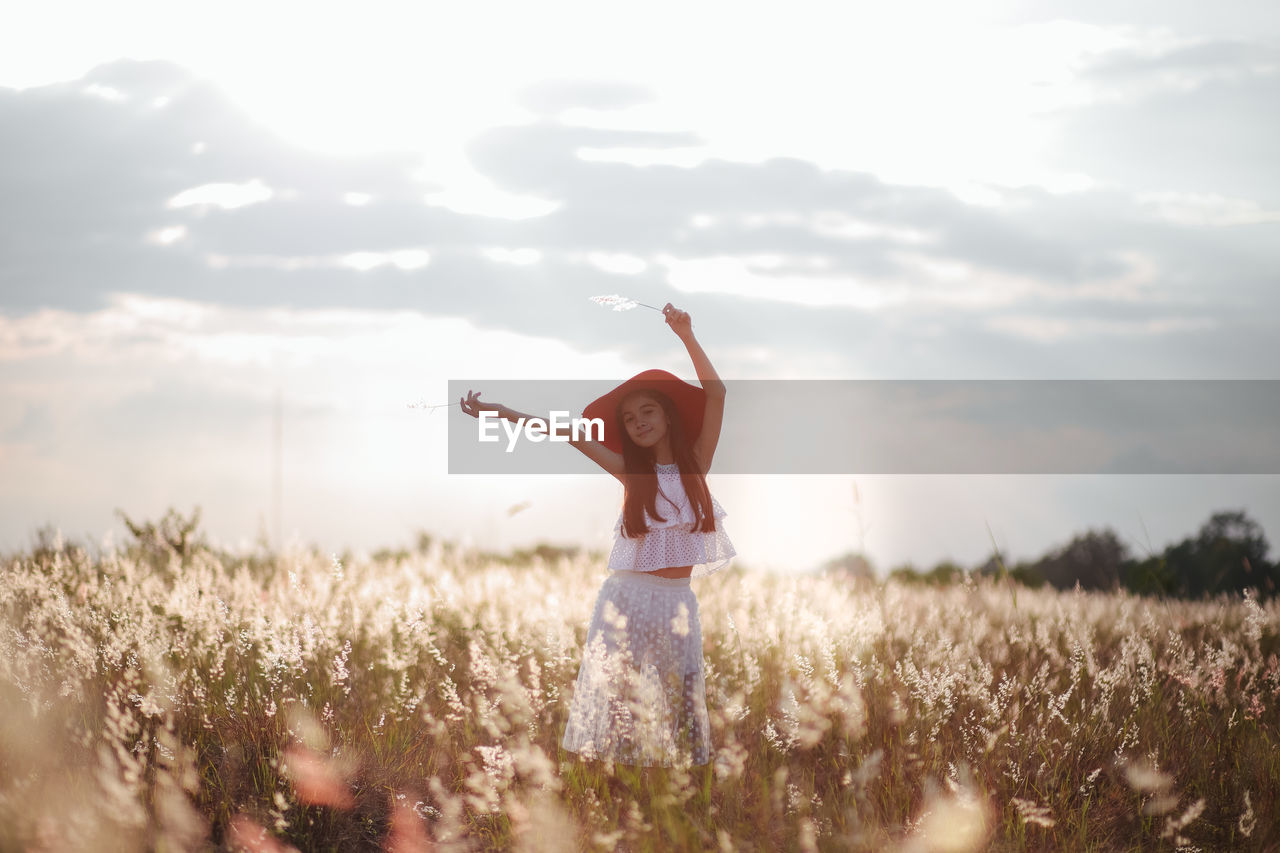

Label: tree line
[17,506,1276,602]
[826,509,1278,600]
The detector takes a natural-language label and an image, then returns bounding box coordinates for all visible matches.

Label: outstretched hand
[663,303,693,340]
[459,389,501,420]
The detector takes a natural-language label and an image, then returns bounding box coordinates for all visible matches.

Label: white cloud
[658,253,916,310]
[810,212,935,246]
[144,225,188,246]
[655,246,1166,314]
[1137,192,1280,226]
[199,249,428,273]
[575,146,710,168]
[340,249,430,272]
[578,251,648,276]
[203,253,329,271]
[1078,33,1280,105]
[482,247,542,266]
[6,6,1269,216]
[82,83,125,101]
[167,179,274,211]
[985,313,1216,342]
[422,180,561,220]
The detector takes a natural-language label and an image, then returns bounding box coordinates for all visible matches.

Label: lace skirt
[560,570,711,767]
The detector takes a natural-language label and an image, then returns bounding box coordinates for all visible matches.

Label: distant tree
[115,506,210,572]
[924,560,965,585]
[890,559,964,586]
[1121,553,1178,597]
[1032,528,1128,592]
[973,551,1008,579]
[371,546,412,564]
[1162,510,1276,599]
[888,562,920,584]
[1007,560,1048,589]
[822,551,876,584]
[510,542,583,565]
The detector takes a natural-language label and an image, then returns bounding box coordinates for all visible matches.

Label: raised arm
[662,304,726,471]
[459,390,626,483]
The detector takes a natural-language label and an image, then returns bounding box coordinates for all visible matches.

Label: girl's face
[619,393,668,449]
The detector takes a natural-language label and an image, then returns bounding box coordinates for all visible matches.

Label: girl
[459,303,735,769]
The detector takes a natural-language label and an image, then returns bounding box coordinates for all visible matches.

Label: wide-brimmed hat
[582,369,706,454]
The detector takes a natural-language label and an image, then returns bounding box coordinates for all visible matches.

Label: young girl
[459,303,735,768]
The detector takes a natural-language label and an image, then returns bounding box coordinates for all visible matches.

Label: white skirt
[560,570,711,767]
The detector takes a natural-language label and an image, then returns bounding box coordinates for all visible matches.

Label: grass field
[1,533,1276,851]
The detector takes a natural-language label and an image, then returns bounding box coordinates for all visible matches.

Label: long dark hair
[616,390,717,538]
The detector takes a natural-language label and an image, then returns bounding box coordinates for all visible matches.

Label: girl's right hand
[459,389,502,420]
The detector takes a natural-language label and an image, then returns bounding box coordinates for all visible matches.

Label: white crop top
[607,462,736,578]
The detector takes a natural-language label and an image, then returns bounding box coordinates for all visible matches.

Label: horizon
[11,498,1272,584]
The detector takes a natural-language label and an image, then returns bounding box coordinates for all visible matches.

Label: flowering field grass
[2,534,1277,851]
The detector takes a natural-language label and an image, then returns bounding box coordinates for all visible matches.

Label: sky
[2,0,1278,574]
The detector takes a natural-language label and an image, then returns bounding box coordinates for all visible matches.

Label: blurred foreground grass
[2,529,1277,851]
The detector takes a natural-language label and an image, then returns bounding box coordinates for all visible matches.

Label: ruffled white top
[607,462,736,578]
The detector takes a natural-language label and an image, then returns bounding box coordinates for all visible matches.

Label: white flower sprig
[406,400,458,412]
[589,294,662,313]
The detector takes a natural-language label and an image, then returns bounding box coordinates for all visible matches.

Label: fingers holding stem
[460,389,495,419]
[662,302,693,338]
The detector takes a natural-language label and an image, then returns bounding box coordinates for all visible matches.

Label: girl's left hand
[663,303,692,339]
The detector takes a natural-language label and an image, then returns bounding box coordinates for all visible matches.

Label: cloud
[0,58,433,312]
[1083,38,1278,83]
[517,79,655,115]
[1050,38,1280,203]
[994,2,1280,38]
[1,57,1277,377]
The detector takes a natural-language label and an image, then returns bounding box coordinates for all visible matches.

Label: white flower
[589,294,639,311]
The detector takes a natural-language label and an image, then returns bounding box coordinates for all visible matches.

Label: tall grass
[1,532,1275,851]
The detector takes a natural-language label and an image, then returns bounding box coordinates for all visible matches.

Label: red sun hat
[581,369,706,454]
